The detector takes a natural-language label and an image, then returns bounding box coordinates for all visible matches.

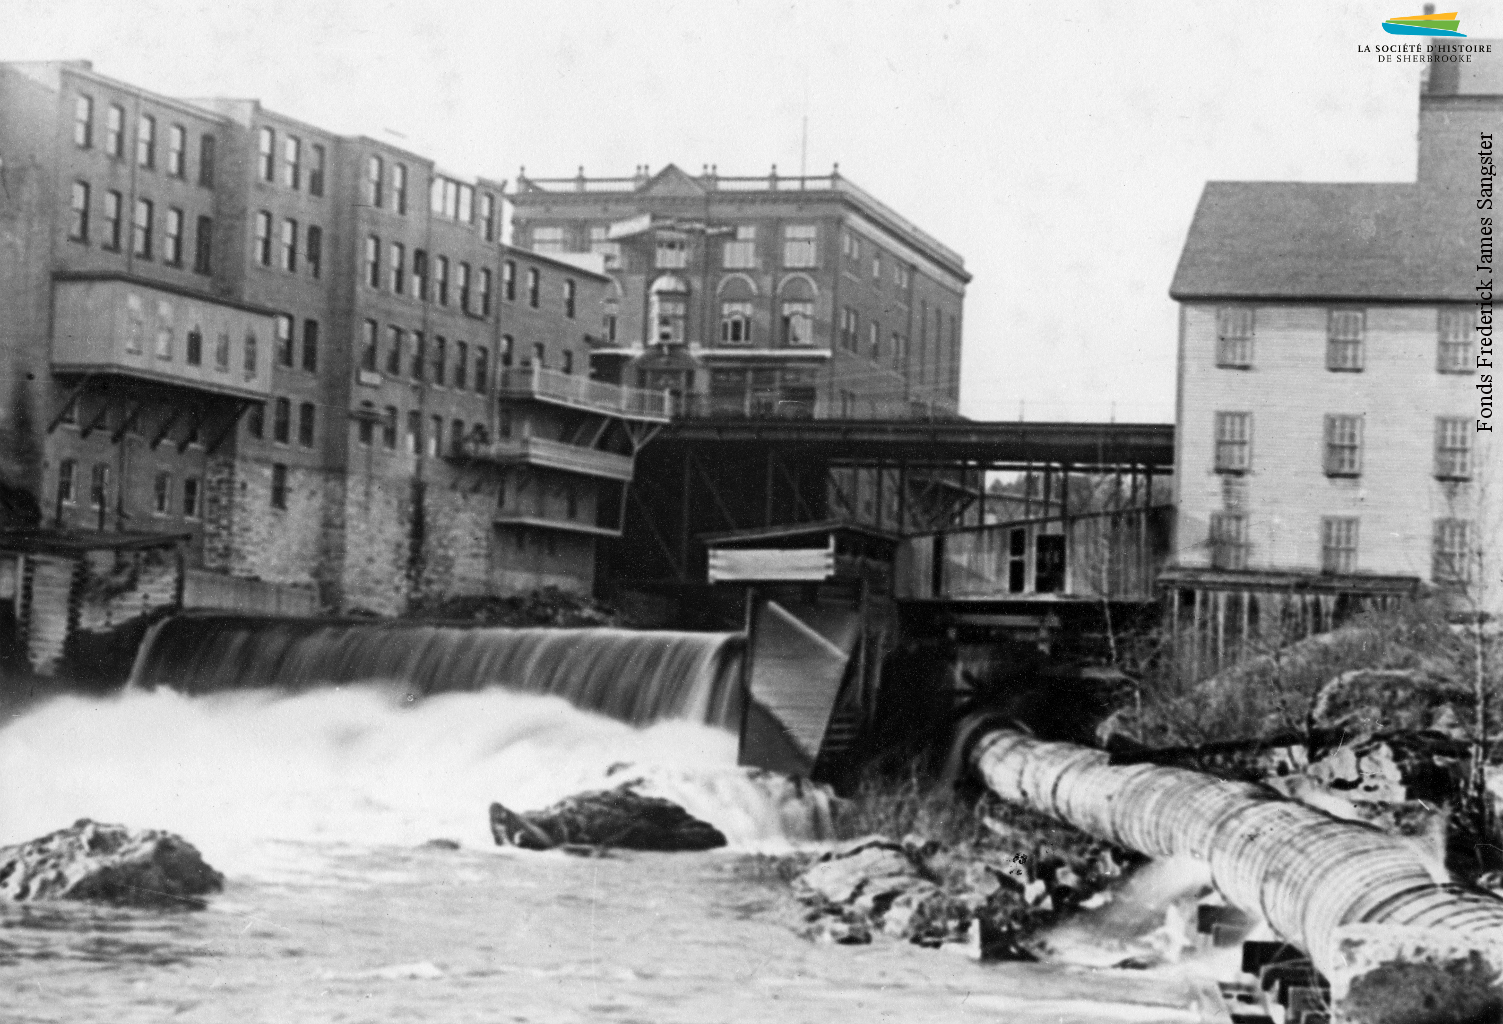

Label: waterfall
[130,615,745,730]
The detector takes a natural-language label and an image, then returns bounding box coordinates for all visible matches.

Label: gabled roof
[1169,181,1478,302]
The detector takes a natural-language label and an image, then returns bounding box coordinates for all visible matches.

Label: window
[781,225,817,267]
[132,198,153,259]
[1324,415,1363,476]
[275,314,294,366]
[102,191,122,250]
[74,95,92,148]
[1438,308,1475,372]
[564,278,576,318]
[655,233,688,269]
[181,476,201,518]
[411,332,426,379]
[1217,307,1254,368]
[361,320,378,372]
[298,402,315,447]
[186,327,202,366]
[412,249,429,299]
[1209,512,1249,569]
[503,260,516,301]
[435,256,449,305]
[432,336,447,383]
[525,225,565,254]
[1327,309,1365,371]
[69,182,90,242]
[1435,417,1472,478]
[164,207,183,265]
[90,463,110,510]
[454,341,467,388]
[257,127,275,182]
[244,331,258,375]
[280,218,298,271]
[562,350,574,375]
[783,301,814,346]
[283,135,301,189]
[480,193,496,241]
[839,307,858,351]
[215,331,230,371]
[57,459,76,505]
[841,230,860,262]
[386,326,403,375]
[868,321,881,361]
[365,235,381,287]
[167,124,185,177]
[1321,517,1359,574]
[254,211,272,265]
[406,411,421,454]
[271,464,288,509]
[106,104,124,157]
[390,242,406,294]
[428,415,443,457]
[474,347,489,393]
[458,262,472,312]
[306,225,322,279]
[153,472,172,515]
[1214,412,1251,473]
[724,225,757,269]
[273,397,291,443]
[198,134,216,187]
[721,302,753,344]
[382,406,398,449]
[479,268,493,316]
[527,267,540,308]
[136,114,155,168]
[393,163,407,214]
[366,155,384,207]
[1433,519,1473,583]
[308,143,325,196]
[193,216,213,275]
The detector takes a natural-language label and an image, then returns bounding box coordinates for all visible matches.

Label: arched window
[650,276,689,347]
[718,275,756,346]
[779,276,817,347]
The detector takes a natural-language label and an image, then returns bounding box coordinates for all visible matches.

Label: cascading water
[130,615,747,729]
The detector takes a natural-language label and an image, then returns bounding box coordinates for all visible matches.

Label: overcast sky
[3,0,1440,421]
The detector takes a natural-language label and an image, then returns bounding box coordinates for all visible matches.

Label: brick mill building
[507,164,970,420]
[1167,57,1503,633]
[0,60,668,625]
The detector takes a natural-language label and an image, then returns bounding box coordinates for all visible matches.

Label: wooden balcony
[451,435,636,480]
[51,275,274,400]
[497,365,671,422]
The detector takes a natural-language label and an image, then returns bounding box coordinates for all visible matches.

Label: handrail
[496,365,672,421]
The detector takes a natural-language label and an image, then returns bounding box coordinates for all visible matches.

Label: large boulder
[0,819,223,909]
[489,782,727,852]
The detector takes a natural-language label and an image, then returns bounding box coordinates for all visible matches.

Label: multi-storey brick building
[507,164,970,420]
[1167,58,1501,626]
[0,60,667,620]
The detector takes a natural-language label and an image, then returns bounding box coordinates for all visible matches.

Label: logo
[1382,11,1466,36]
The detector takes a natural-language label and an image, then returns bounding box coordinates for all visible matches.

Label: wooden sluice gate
[958,721,1503,1024]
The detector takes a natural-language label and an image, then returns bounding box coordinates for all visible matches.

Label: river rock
[488,783,726,852]
[0,819,223,909]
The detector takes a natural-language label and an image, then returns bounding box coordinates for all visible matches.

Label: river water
[0,679,1223,1023]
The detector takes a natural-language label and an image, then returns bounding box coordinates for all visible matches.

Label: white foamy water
[0,685,834,875]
